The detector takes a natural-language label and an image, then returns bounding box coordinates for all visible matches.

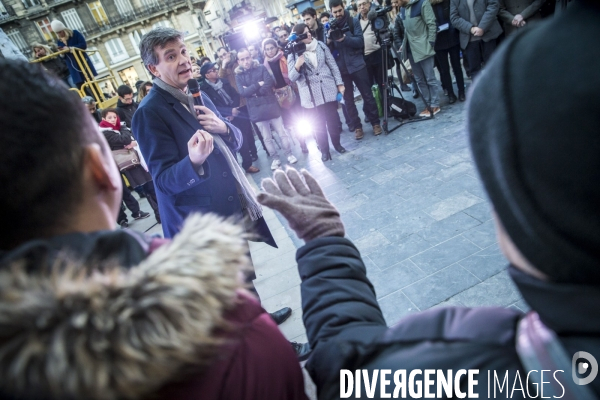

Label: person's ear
[85,143,120,194]
[147,64,160,78]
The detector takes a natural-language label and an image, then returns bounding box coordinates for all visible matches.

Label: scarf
[264,50,290,84]
[99,116,121,131]
[152,77,263,221]
[304,39,319,69]
[206,79,234,106]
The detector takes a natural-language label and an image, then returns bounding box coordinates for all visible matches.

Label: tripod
[375,29,434,134]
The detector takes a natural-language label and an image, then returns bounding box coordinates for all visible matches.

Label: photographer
[328,0,383,140]
[288,24,347,162]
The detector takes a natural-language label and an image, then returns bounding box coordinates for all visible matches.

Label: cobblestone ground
[135,85,529,399]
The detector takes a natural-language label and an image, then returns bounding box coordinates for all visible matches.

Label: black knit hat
[468,1,600,285]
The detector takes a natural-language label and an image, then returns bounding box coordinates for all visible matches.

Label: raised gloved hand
[257,168,345,243]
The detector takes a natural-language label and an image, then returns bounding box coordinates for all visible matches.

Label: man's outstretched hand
[257,168,345,243]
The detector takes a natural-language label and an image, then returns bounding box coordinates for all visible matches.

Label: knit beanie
[468,0,600,285]
[50,20,67,32]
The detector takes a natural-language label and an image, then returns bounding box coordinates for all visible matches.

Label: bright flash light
[242,23,260,41]
[296,119,312,137]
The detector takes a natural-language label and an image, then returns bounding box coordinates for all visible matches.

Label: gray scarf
[153,78,263,221]
[206,79,234,106]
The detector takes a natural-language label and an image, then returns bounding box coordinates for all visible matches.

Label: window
[114,0,134,16]
[105,37,128,63]
[36,18,56,41]
[118,66,139,89]
[21,0,40,9]
[152,20,171,29]
[88,1,109,26]
[6,29,29,55]
[88,46,106,69]
[61,9,85,32]
[127,28,145,54]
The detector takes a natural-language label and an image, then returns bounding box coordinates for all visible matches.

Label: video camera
[283,32,309,57]
[367,4,394,44]
[324,19,350,41]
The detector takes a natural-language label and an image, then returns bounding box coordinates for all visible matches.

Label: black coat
[431,0,461,50]
[298,237,600,399]
[116,99,139,128]
[200,79,241,118]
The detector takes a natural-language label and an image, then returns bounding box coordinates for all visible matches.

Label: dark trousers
[118,175,140,222]
[464,39,497,79]
[305,101,342,155]
[232,106,256,170]
[341,66,380,130]
[365,48,385,102]
[435,44,466,97]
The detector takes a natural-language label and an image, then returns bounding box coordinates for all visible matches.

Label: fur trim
[234,59,260,75]
[0,214,249,399]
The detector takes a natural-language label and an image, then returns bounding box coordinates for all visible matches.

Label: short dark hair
[237,48,250,59]
[0,59,100,249]
[139,27,185,69]
[117,85,133,97]
[320,11,331,19]
[293,23,308,36]
[101,108,118,118]
[329,0,344,9]
[216,46,228,54]
[302,7,317,17]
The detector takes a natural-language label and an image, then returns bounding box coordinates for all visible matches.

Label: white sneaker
[271,159,282,170]
[287,155,298,164]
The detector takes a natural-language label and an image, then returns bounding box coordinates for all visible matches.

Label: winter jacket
[234,60,281,122]
[329,10,367,75]
[200,79,241,118]
[498,0,543,35]
[116,99,139,128]
[100,124,133,150]
[287,40,343,108]
[218,50,245,106]
[399,0,438,63]
[297,237,600,399]
[0,214,307,400]
[450,0,503,49]
[431,0,461,50]
[393,13,406,52]
[55,29,97,85]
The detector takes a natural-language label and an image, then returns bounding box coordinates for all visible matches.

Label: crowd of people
[2,0,597,399]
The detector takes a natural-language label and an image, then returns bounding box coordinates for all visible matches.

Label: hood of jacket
[0,214,248,400]
[234,59,260,75]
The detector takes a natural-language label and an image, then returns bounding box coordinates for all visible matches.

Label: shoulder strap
[362,20,371,33]
[516,312,598,400]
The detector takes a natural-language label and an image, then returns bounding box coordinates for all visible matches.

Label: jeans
[435,45,466,97]
[118,175,140,222]
[341,66,380,130]
[304,101,342,155]
[464,39,497,79]
[255,116,292,160]
[408,53,441,108]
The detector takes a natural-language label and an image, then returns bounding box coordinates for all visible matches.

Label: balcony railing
[0,5,17,22]
[83,0,187,37]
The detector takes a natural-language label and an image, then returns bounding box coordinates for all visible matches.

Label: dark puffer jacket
[297,237,600,399]
[116,98,139,128]
[234,60,281,122]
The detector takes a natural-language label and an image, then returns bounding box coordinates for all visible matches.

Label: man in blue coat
[132,27,275,247]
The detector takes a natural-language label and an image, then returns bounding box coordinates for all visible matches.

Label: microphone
[187,78,205,113]
[367,9,377,21]
[287,32,297,42]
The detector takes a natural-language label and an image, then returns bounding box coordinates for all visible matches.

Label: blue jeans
[408,53,440,108]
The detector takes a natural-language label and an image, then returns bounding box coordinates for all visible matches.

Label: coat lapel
[154,85,201,132]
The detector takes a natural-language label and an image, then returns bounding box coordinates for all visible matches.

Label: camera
[324,19,350,41]
[367,5,393,45]
[283,32,308,57]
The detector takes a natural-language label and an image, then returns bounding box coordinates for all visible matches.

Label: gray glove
[257,168,345,243]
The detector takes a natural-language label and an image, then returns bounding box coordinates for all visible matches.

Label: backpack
[390,96,417,119]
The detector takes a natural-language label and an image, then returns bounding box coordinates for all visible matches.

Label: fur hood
[234,59,261,75]
[0,214,248,399]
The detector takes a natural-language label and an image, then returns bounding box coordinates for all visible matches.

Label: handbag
[112,148,141,171]
[400,59,412,84]
[247,94,281,122]
[274,85,296,109]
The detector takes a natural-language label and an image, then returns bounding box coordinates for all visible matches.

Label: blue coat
[132,85,276,246]
[56,30,97,85]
